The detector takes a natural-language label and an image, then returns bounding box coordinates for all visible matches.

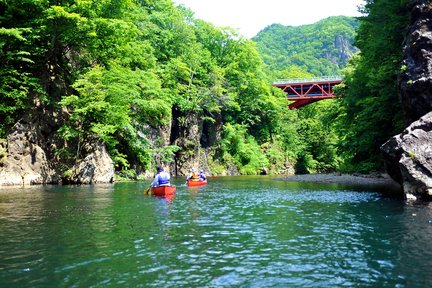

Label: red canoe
[187,179,207,187]
[151,185,177,197]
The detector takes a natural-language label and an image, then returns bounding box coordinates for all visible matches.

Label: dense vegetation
[254,16,359,76]
[254,1,410,173]
[0,0,288,177]
[253,16,359,173]
[0,0,411,178]
[336,0,409,172]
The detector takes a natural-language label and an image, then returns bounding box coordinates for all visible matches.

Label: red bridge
[273,76,342,109]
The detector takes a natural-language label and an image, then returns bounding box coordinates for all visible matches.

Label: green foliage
[115,169,139,182]
[253,16,359,77]
[294,100,341,173]
[408,150,417,161]
[252,16,363,174]
[60,64,170,168]
[260,141,290,174]
[220,124,268,175]
[3,0,404,178]
[0,25,44,137]
[337,0,409,172]
[154,144,181,164]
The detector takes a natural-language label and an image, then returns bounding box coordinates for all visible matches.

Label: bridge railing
[273,76,343,85]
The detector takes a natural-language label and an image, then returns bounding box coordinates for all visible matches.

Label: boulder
[68,142,114,184]
[381,112,432,200]
[0,117,57,185]
[386,0,432,200]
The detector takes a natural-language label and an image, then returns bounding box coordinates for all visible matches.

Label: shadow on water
[273,174,404,199]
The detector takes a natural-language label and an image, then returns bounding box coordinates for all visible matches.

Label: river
[1,176,432,287]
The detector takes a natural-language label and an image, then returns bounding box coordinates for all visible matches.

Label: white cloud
[174,0,364,38]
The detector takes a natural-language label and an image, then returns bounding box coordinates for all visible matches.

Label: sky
[173,0,365,38]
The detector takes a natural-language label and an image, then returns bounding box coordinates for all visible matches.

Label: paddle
[144,187,151,195]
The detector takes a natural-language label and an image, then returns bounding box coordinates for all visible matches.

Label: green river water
[1,176,432,287]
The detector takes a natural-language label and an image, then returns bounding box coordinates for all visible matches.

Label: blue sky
[173,0,364,38]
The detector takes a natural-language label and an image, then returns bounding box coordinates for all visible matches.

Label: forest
[0,0,410,180]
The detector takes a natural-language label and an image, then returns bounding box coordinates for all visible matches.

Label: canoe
[151,185,176,197]
[187,179,207,187]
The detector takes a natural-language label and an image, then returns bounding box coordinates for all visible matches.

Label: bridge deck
[273,76,342,109]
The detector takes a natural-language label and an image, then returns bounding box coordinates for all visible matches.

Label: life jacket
[158,171,170,186]
[190,172,199,181]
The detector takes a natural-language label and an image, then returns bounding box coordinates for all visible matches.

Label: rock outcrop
[171,110,203,176]
[0,117,58,185]
[398,0,432,125]
[334,34,359,65]
[66,142,114,184]
[383,0,432,200]
[0,115,114,186]
[381,112,432,201]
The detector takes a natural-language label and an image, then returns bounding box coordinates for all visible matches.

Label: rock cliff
[0,117,57,185]
[381,112,432,200]
[0,114,114,186]
[399,0,432,125]
[382,0,432,200]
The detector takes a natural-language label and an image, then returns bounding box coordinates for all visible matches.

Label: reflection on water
[1,177,432,287]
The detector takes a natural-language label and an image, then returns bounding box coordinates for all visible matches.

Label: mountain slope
[253,16,359,76]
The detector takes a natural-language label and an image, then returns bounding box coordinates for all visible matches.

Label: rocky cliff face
[0,103,224,186]
[382,0,432,200]
[0,117,57,185]
[0,114,114,186]
[65,140,114,184]
[170,110,202,176]
[399,0,432,125]
[332,34,359,66]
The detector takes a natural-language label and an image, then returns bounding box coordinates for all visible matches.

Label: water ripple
[1,178,432,287]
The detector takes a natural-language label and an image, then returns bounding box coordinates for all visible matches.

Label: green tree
[338,0,409,172]
[253,16,359,76]
[0,26,43,137]
[295,100,341,173]
[60,65,171,168]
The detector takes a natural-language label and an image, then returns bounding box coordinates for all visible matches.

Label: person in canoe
[186,168,200,182]
[151,166,171,187]
[198,169,206,181]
